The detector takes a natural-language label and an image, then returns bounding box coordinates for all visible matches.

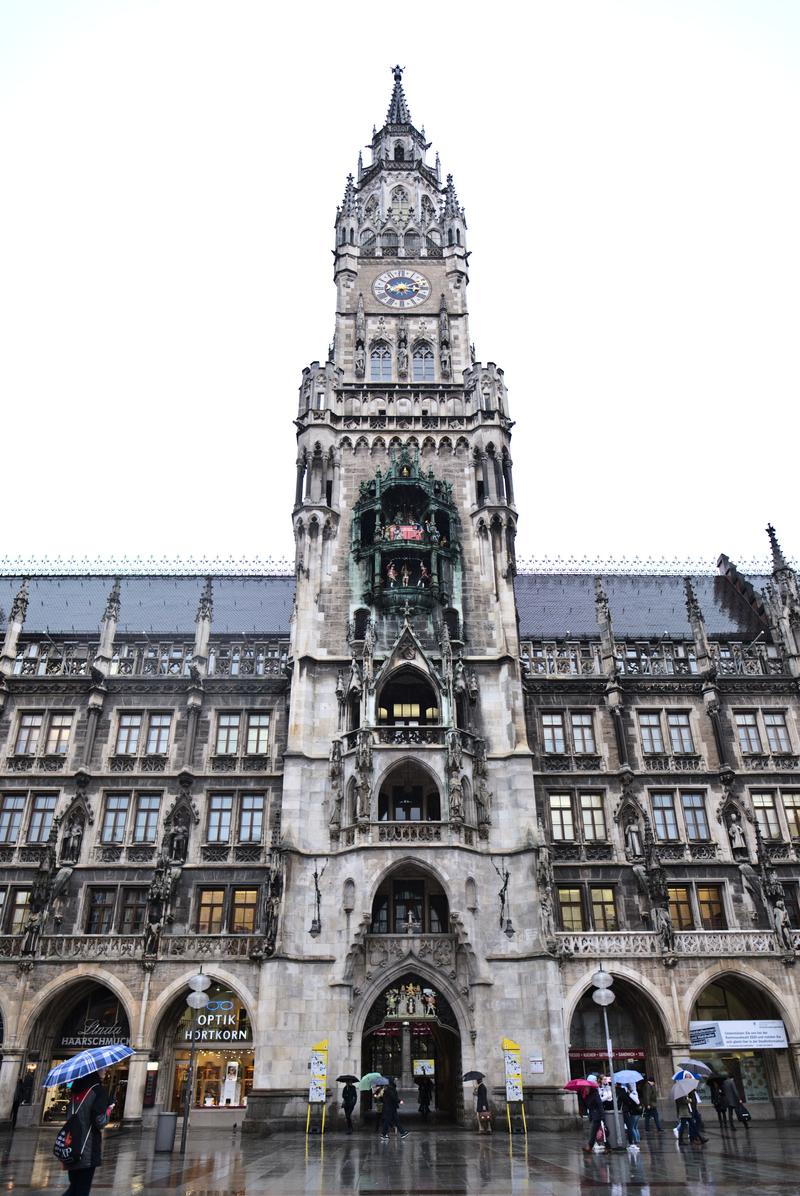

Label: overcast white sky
[0,1,797,572]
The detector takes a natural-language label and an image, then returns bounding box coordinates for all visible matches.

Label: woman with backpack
[61,1068,113,1196]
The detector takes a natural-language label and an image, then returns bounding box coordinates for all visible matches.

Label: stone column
[295,458,305,507]
[400,1024,413,1088]
[122,1050,151,1125]
[82,692,104,766]
[0,1049,24,1123]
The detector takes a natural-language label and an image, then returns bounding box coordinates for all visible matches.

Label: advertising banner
[308,1038,328,1104]
[689,1019,788,1050]
[502,1037,523,1102]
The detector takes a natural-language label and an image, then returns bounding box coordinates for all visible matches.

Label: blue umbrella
[613,1069,643,1086]
[43,1044,133,1088]
[672,1068,701,1081]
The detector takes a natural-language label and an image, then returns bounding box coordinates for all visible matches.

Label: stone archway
[148,975,255,1126]
[360,972,463,1124]
[688,970,799,1118]
[567,974,669,1087]
[24,978,133,1124]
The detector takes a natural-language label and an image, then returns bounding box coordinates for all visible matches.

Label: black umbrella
[336,1074,359,1083]
[463,1070,485,1081]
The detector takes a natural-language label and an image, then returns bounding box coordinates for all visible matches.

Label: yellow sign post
[501,1037,527,1135]
[305,1038,328,1136]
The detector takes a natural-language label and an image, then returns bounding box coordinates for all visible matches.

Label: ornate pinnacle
[196,577,213,623]
[341,173,357,216]
[767,523,789,572]
[594,575,608,611]
[683,575,701,621]
[10,579,29,624]
[386,64,411,125]
[103,578,121,623]
[443,174,461,218]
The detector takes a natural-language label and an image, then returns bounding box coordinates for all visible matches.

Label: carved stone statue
[264,870,283,956]
[446,727,462,773]
[448,778,463,821]
[362,621,375,684]
[772,897,795,952]
[654,904,675,953]
[20,910,42,956]
[354,346,365,378]
[168,816,189,864]
[475,778,492,826]
[386,988,400,1015]
[397,345,408,377]
[61,816,84,865]
[728,814,747,852]
[143,916,162,956]
[439,344,451,377]
[624,818,643,859]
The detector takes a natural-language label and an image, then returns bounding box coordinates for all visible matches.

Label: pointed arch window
[381,230,399,255]
[361,230,376,255]
[370,341,392,382]
[412,343,435,382]
[390,187,410,222]
[394,142,405,162]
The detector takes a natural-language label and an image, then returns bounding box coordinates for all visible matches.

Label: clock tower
[256,66,546,1127]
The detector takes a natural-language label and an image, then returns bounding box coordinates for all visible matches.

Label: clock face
[372,269,431,309]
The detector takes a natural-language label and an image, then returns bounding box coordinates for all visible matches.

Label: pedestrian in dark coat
[63,1069,112,1196]
[722,1075,742,1128]
[341,1082,357,1132]
[582,1085,606,1152]
[379,1082,408,1140]
[417,1076,433,1121]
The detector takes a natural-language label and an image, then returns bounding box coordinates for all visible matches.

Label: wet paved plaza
[2,1121,800,1194]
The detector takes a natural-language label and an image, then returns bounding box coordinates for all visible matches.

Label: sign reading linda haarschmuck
[689,1019,788,1050]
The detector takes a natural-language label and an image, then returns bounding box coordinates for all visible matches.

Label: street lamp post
[591,966,624,1149]
[180,972,211,1156]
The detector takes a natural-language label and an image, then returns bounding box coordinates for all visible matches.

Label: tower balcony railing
[555,929,798,958]
[344,726,479,751]
[340,820,478,848]
[102,640,289,677]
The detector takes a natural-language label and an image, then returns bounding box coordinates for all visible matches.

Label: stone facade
[1,69,800,1131]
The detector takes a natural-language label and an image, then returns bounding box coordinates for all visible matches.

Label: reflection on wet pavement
[2,1121,800,1194]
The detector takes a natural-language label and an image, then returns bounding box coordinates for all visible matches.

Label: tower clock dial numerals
[372,269,431,309]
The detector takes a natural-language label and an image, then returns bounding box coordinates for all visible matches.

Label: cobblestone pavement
[3,1122,800,1194]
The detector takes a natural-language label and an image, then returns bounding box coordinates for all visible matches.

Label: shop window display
[170,984,253,1112]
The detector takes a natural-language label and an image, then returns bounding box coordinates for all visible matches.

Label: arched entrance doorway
[150,980,254,1125]
[26,980,131,1124]
[361,974,462,1123]
[690,974,795,1116]
[568,977,667,1082]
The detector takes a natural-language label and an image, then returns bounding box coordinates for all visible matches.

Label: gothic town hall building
[2,69,800,1132]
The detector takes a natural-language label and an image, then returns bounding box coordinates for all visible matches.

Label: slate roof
[0,576,295,637]
[514,573,768,641]
[0,571,770,641]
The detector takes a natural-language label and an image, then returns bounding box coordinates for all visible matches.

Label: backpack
[53,1087,96,1167]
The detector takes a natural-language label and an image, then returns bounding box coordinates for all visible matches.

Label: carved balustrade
[207,642,288,677]
[365,932,457,975]
[111,642,194,676]
[340,820,476,847]
[28,933,264,961]
[556,929,798,958]
[522,638,785,679]
[13,641,96,677]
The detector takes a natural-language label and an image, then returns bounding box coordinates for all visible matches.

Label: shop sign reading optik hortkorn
[181,995,252,1044]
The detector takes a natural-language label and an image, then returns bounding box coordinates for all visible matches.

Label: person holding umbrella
[672,1073,708,1145]
[464,1071,490,1132]
[563,1078,605,1153]
[337,1075,358,1133]
[44,1043,132,1196]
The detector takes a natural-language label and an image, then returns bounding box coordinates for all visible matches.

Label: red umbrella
[564,1078,599,1091]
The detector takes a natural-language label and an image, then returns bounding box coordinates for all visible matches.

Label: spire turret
[767,523,788,573]
[386,65,412,125]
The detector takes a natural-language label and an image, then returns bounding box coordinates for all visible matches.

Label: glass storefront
[42,989,129,1123]
[169,984,253,1112]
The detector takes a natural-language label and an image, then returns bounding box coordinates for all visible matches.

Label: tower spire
[767,523,788,572]
[386,64,411,125]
